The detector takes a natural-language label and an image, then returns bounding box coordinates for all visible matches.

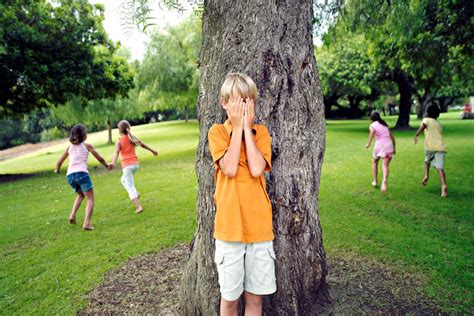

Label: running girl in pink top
[365,111,396,193]
[55,124,112,230]
[110,120,157,214]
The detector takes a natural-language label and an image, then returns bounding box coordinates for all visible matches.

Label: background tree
[317,31,380,118]
[137,15,201,122]
[0,0,133,117]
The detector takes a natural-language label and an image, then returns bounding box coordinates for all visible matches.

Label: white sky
[90,0,192,61]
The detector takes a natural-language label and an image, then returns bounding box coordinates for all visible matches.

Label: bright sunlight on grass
[0,114,472,313]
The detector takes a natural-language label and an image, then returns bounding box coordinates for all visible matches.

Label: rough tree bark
[179,0,329,314]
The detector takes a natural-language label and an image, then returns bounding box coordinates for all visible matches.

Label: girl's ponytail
[118,120,140,146]
[370,111,388,127]
[127,128,140,146]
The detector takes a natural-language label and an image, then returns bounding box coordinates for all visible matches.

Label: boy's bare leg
[437,168,448,197]
[372,158,379,187]
[220,298,238,316]
[83,189,95,230]
[69,190,85,224]
[381,157,391,193]
[132,197,143,213]
[422,162,430,186]
[244,292,263,316]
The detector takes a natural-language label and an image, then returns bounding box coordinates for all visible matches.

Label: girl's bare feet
[421,176,429,186]
[69,218,76,224]
[441,186,448,197]
[82,226,95,231]
[135,207,143,214]
[371,180,378,188]
[381,180,387,193]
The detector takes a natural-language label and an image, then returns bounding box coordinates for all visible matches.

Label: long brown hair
[69,124,87,145]
[370,111,388,127]
[117,120,140,146]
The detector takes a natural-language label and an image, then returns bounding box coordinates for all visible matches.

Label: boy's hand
[243,97,255,130]
[224,96,244,130]
[414,136,418,144]
[152,150,158,156]
[107,163,113,171]
[54,168,59,174]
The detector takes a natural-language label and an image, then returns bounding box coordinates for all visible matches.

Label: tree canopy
[0,0,134,117]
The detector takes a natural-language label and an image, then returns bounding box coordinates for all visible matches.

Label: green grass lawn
[0,114,472,313]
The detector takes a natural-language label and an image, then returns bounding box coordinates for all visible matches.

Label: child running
[365,111,396,193]
[208,73,275,315]
[414,105,448,197]
[55,124,112,230]
[110,120,158,213]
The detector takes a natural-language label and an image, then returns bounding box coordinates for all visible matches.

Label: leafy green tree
[318,30,380,117]
[343,0,474,127]
[0,0,133,117]
[136,15,201,122]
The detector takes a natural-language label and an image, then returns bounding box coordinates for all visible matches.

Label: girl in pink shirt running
[365,111,396,193]
[55,124,112,230]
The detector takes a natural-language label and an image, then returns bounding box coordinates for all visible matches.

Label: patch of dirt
[0,173,38,183]
[80,244,442,315]
[0,139,66,162]
[79,244,189,315]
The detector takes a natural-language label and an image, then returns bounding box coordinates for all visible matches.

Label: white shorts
[214,239,276,301]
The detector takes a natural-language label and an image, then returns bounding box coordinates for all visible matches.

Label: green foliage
[137,15,201,116]
[40,127,68,142]
[318,0,474,119]
[0,0,134,117]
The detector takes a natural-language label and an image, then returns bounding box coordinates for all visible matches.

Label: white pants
[121,164,139,200]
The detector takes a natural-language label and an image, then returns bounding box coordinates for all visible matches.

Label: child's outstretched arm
[54,147,69,173]
[414,123,427,144]
[365,128,375,148]
[110,140,121,168]
[138,140,158,156]
[85,143,112,170]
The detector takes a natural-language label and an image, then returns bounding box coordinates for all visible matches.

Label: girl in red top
[111,120,158,213]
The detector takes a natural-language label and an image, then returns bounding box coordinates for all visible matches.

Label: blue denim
[66,172,93,193]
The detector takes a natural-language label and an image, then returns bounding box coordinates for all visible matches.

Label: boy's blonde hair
[220,73,258,103]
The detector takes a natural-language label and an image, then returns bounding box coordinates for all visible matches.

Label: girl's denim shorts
[66,172,93,193]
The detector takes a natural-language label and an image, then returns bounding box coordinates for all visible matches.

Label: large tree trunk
[179,0,329,314]
[348,95,362,118]
[393,69,413,129]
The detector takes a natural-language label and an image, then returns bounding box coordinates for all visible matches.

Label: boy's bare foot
[381,181,387,193]
[421,176,429,186]
[441,186,448,198]
[82,226,95,231]
[135,207,143,214]
[371,181,378,188]
[69,218,76,224]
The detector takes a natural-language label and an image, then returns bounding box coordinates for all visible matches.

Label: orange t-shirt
[120,135,139,167]
[208,119,273,243]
